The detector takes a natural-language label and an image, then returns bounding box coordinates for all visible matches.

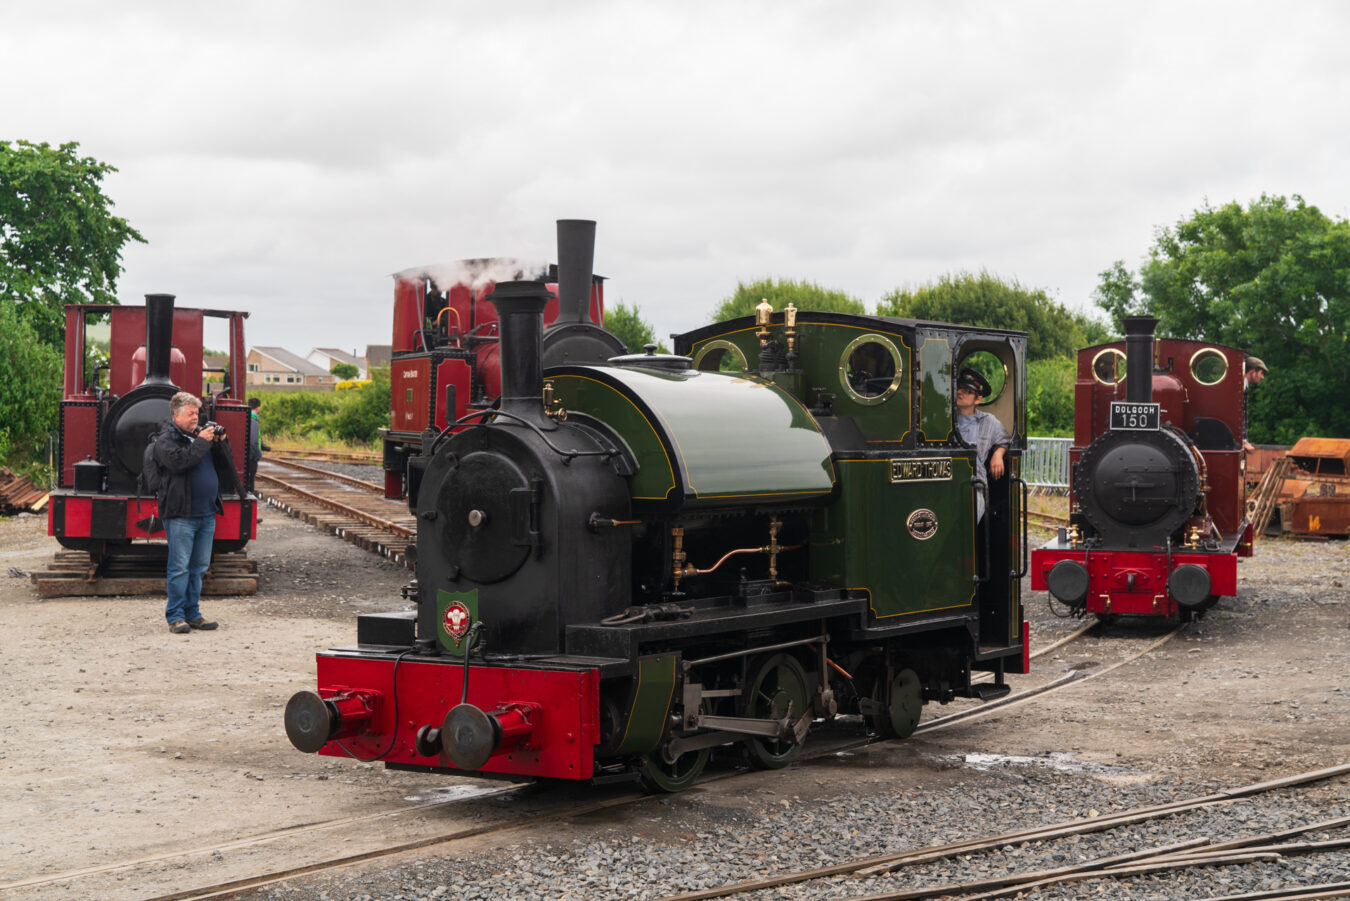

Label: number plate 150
[1110,401,1160,430]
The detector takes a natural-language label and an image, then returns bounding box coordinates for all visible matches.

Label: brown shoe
[169,621,190,634]
[188,618,218,631]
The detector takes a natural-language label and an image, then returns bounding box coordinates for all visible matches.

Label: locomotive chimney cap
[486,278,550,307]
[1122,315,1159,335]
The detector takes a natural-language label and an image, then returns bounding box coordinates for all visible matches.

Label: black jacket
[151,421,245,519]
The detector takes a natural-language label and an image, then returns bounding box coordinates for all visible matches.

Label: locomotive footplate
[566,592,869,665]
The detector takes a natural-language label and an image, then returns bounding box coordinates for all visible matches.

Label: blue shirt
[187,451,219,518]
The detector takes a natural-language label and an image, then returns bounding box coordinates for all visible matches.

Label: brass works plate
[906,508,939,540]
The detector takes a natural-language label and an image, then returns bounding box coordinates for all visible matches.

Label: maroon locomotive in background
[1031,316,1254,620]
[381,219,626,500]
[48,294,256,559]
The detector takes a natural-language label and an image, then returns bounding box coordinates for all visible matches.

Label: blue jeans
[165,515,215,624]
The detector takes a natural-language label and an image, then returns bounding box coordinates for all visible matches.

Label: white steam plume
[394,258,550,292]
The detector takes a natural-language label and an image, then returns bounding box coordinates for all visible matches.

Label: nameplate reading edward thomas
[890,458,953,483]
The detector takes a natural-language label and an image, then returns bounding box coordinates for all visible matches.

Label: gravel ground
[226,523,1349,901]
[240,766,1350,901]
[4,474,1345,901]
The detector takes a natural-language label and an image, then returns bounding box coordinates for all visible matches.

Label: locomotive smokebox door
[436,452,533,583]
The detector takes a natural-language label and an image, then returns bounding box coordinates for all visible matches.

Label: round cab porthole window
[1091,348,1127,385]
[839,335,902,405]
[1190,348,1228,386]
[693,340,749,373]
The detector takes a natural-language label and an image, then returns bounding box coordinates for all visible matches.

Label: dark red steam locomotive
[380,220,626,499]
[1030,316,1254,619]
[48,294,256,558]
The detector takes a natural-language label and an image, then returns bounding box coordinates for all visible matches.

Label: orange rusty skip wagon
[1276,438,1350,537]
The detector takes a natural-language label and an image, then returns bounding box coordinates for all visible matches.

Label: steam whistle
[755,299,773,346]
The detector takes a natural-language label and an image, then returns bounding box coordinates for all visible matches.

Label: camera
[198,421,225,441]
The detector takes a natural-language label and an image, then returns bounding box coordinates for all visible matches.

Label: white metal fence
[1024,437,1073,494]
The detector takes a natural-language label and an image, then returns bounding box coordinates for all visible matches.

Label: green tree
[0,299,63,467]
[0,140,146,349]
[711,278,866,322]
[330,361,359,380]
[603,302,668,354]
[1026,356,1076,437]
[877,270,1109,361]
[1095,194,1350,442]
[1090,260,1140,325]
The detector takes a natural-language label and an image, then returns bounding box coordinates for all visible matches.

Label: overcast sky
[6,1,1349,356]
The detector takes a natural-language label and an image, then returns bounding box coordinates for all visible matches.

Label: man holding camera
[151,391,239,634]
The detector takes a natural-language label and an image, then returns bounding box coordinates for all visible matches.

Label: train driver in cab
[954,367,1009,521]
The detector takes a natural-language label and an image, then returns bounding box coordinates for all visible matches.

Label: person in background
[246,396,270,492]
[954,367,1009,522]
[151,392,241,634]
[1242,355,1269,453]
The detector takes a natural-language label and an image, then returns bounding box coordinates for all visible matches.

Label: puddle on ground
[403,783,520,803]
[960,752,1137,776]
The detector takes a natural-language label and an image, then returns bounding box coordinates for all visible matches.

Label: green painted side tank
[811,456,977,618]
[547,364,837,513]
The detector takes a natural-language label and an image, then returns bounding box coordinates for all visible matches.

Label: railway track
[254,458,416,567]
[5,615,1126,900]
[6,726,880,901]
[651,764,1350,901]
[268,447,381,465]
[45,756,1343,901]
[923,622,1182,733]
[1027,508,1070,531]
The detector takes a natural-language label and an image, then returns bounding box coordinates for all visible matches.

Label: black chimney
[488,280,550,424]
[142,293,176,387]
[554,219,596,325]
[1123,315,1158,404]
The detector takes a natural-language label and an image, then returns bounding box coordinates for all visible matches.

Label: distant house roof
[311,347,365,369]
[366,345,392,368]
[252,346,330,376]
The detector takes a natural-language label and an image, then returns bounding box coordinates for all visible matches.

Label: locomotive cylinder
[1123,315,1158,403]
